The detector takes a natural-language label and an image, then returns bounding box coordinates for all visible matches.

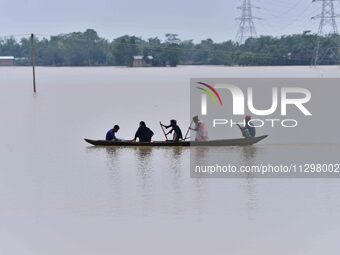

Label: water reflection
[240,146,259,219]
[97,146,190,216]
[87,145,260,219]
[241,146,258,165]
[103,147,125,216]
[192,178,208,217]
[86,147,122,180]
[131,147,155,215]
[134,147,153,177]
[245,177,258,220]
[191,146,260,218]
[167,147,186,175]
[163,147,187,216]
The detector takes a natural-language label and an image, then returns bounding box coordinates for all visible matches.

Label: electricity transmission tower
[236,0,260,44]
[312,0,340,65]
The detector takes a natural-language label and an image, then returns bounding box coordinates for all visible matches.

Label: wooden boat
[84,135,268,147]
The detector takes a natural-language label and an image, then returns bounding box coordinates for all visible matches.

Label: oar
[184,120,194,140]
[159,122,168,141]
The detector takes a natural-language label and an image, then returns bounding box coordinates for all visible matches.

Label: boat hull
[84,135,268,147]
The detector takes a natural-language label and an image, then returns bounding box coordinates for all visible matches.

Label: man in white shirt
[190,116,208,142]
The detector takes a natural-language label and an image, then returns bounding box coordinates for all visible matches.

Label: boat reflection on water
[102,146,189,216]
[241,146,258,165]
[86,145,261,219]
[190,145,260,218]
[240,146,259,219]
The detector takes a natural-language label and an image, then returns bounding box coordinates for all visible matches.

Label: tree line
[0,29,339,66]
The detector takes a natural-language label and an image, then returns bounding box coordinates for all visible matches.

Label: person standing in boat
[237,115,256,138]
[161,119,183,141]
[190,116,208,141]
[132,121,154,142]
[106,125,120,141]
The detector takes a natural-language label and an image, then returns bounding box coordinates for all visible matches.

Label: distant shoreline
[1,65,340,68]
[1,29,339,67]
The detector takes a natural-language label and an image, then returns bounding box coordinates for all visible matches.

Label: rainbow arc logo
[196,82,223,107]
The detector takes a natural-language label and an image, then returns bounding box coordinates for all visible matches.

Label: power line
[312,0,339,34]
[312,0,340,65]
[276,2,316,33]
[258,1,306,20]
[236,0,261,44]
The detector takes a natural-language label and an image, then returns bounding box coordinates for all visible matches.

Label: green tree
[164,33,182,67]
[112,35,139,66]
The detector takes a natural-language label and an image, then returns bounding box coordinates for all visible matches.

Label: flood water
[0,66,340,255]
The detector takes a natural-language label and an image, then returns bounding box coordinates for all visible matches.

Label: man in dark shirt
[133,121,154,142]
[237,116,256,138]
[106,125,120,141]
[161,119,183,141]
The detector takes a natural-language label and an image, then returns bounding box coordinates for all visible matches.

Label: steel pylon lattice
[312,0,339,35]
[236,0,260,44]
[312,0,340,65]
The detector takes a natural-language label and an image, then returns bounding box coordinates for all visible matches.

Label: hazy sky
[0,0,337,42]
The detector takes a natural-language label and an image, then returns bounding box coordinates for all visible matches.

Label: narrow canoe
[84,135,268,147]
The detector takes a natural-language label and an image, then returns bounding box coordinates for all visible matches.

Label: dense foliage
[1,29,339,66]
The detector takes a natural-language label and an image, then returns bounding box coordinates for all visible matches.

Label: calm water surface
[0,66,340,255]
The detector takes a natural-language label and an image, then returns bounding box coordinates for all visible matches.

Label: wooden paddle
[184,120,194,141]
[159,122,168,141]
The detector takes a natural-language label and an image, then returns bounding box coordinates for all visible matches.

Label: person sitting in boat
[132,121,154,142]
[190,116,208,141]
[106,125,120,141]
[161,119,183,141]
[237,115,256,138]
